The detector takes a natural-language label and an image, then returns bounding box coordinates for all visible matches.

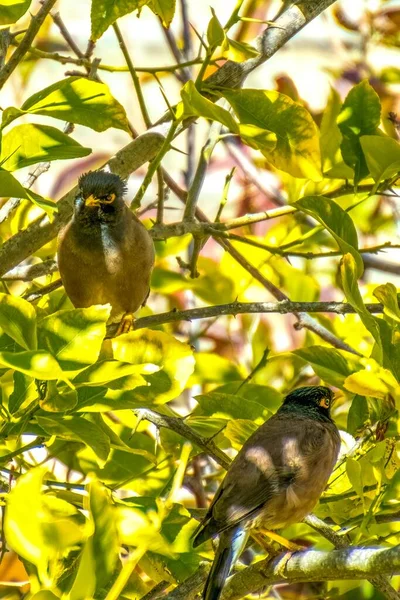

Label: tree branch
[0,0,58,89]
[132,408,231,470]
[130,300,385,331]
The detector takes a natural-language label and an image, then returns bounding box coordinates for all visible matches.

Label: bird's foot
[116,312,135,336]
[274,550,294,579]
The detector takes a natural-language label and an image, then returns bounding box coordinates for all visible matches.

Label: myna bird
[58,171,155,334]
[193,386,341,600]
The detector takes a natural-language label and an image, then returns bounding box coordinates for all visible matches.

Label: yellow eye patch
[319,397,330,409]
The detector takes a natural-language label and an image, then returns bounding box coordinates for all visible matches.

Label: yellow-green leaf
[296,196,363,276]
[0,292,37,350]
[38,305,111,373]
[0,124,91,171]
[3,77,130,133]
[112,329,195,404]
[180,80,238,132]
[0,0,31,25]
[221,88,321,180]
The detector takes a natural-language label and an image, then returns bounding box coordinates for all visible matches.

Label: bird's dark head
[281,386,335,420]
[75,171,127,213]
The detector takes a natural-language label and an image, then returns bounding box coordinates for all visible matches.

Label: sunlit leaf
[37,415,111,466]
[2,77,130,133]
[39,381,78,412]
[360,135,400,190]
[91,0,147,40]
[180,80,238,132]
[0,0,31,25]
[221,88,322,179]
[340,253,399,378]
[0,170,57,213]
[88,478,119,590]
[373,282,400,322]
[148,0,176,27]
[344,368,398,399]
[8,371,37,414]
[0,292,37,350]
[38,305,110,373]
[0,124,91,171]
[111,329,195,404]
[346,457,364,499]
[0,350,63,380]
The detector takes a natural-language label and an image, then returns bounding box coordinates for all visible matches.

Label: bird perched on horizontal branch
[58,171,155,334]
[193,385,340,600]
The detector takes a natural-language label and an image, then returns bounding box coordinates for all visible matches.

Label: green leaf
[0,124,91,171]
[194,392,269,421]
[38,305,111,373]
[88,478,119,590]
[340,253,399,376]
[90,0,147,40]
[207,8,225,48]
[224,419,258,449]
[3,77,130,133]
[148,0,176,27]
[0,0,31,25]
[373,282,400,322]
[0,292,37,350]
[220,88,321,180]
[73,360,148,387]
[191,257,236,304]
[68,540,96,600]
[338,80,381,183]
[39,381,78,412]
[0,169,57,213]
[296,196,363,276]
[37,415,110,466]
[111,329,195,404]
[360,135,400,190]
[320,87,343,173]
[238,123,277,153]
[347,395,369,435]
[291,346,358,388]
[0,350,63,379]
[346,457,364,499]
[191,353,244,385]
[8,371,37,414]
[180,80,238,132]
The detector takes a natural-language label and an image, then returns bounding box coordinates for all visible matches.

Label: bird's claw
[116,312,135,336]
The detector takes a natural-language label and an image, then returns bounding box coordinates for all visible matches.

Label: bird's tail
[203,527,248,600]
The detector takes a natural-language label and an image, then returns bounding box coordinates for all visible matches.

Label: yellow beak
[85,194,101,207]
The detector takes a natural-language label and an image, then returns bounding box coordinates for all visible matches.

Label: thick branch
[0,0,58,89]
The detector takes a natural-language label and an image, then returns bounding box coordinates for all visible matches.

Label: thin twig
[0,0,58,89]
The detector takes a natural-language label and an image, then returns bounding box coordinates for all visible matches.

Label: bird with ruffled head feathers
[193,384,340,600]
[57,170,155,334]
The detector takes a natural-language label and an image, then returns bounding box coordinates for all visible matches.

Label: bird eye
[319,397,330,409]
[100,193,116,204]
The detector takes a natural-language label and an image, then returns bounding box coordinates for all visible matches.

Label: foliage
[0,0,400,599]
